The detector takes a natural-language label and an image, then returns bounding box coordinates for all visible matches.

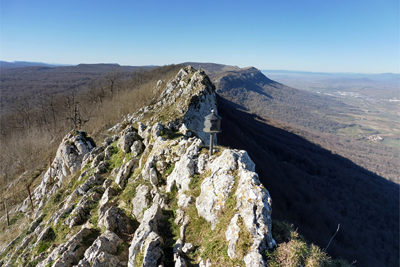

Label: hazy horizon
[2,60,400,76]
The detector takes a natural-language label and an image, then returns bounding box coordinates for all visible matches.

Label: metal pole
[209,133,214,156]
[5,198,9,226]
[27,185,34,213]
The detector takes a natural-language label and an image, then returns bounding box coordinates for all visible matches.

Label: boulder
[151,122,164,139]
[181,243,194,254]
[99,187,118,208]
[65,196,94,228]
[115,158,139,189]
[118,132,138,153]
[128,200,164,267]
[166,138,202,193]
[140,156,159,186]
[98,206,134,234]
[84,230,123,263]
[131,140,144,157]
[131,184,150,222]
[92,251,120,267]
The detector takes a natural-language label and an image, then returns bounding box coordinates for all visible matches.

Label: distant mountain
[262,69,400,86]
[0,61,70,69]
[184,62,240,74]
[213,66,348,133]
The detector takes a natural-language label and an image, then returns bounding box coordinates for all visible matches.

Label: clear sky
[1,0,399,73]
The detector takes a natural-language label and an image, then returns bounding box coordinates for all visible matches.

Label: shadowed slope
[217,94,399,267]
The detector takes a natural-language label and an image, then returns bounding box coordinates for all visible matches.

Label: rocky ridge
[0,66,275,267]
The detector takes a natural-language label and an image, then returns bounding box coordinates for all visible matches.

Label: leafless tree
[87,79,107,104]
[105,70,122,96]
[11,96,33,130]
[66,91,94,129]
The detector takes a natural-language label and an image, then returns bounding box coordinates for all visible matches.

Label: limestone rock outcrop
[17,131,94,214]
[1,66,276,267]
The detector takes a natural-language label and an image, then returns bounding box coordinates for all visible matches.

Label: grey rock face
[118,130,139,153]
[66,195,94,228]
[194,149,275,266]
[36,227,94,267]
[126,66,217,144]
[166,138,202,193]
[115,158,139,189]
[151,122,164,139]
[78,175,104,194]
[225,213,241,259]
[98,206,134,234]
[19,131,94,212]
[235,151,276,261]
[92,251,120,267]
[195,150,237,229]
[84,230,123,264]
[142,231,164,267]
[140,156,159,186]
[131,140,144,157]
[131,184,150,222]
[99,186,118,208]
[177,194,194,209]
[175,256,187,267]
[34,226,55,248]
[128,200,164,267]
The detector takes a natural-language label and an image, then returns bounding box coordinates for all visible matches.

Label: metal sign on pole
[203,109,222,156]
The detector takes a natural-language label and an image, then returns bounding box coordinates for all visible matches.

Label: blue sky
[1,0,399,73]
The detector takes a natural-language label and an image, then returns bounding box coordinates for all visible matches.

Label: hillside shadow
[217,74,274,99]
[216,94,399,267]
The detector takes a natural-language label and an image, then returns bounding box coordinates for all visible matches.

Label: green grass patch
[163,163,175,177]
[8,212,25,226]
[54,220,73,244]
[135,251,145,266]
[89,207,100,229]
[120,176,152,209]
[107,144,131,171]
[26,259,40,267]
[116,242,127,256]
[160,128,183,140]
[36,241,52,254]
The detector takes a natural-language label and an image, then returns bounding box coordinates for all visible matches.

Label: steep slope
[0,67,277,267]
[216,95,399,266]
[213,67,348,133]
